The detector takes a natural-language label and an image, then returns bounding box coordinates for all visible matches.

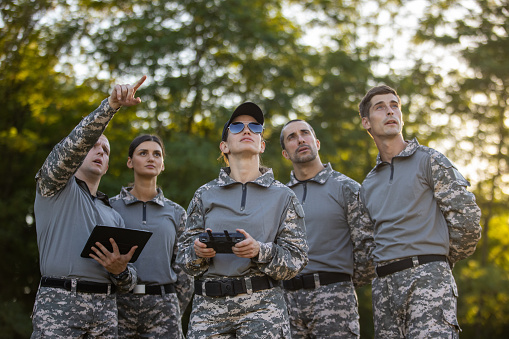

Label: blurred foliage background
[1,0,508,337]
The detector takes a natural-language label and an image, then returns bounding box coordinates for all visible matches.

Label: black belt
[40,277,115,294]
[283,272,351,291]
[194,276,277,297]
[130,284,176,295]
[376,255,449,278]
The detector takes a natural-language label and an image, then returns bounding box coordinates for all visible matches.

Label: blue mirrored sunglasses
[228,122,264,134]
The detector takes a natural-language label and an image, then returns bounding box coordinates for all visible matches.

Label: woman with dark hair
[177,102,309,338]
[110,134,192,338]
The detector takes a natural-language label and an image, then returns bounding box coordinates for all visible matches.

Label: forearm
[445,197,482,263]
[172,260,194,312]
[36,99,119,196]
[110,264,137,293]
[254,199,308,280]
[348,190,376,287]
[176,240,210,276]
[172,239,194,311]
[172,210,194,311]
[176,200,210,276]
[431,155,482,263]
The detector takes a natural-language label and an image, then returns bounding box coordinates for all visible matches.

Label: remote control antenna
[207,229,214,240]
[224,230,232,242]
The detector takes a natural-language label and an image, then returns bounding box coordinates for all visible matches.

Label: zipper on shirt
[142,202,147,225]
[240,184,247,211]
[301,182,307,204]
[389,160,395,183]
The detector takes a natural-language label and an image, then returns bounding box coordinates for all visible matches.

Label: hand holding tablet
[81,225,153,263]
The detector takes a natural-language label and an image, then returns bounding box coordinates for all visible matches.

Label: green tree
[53,0,314,206]
[0,1,114,336]
[8,0,504,337]
[413,0,509,337]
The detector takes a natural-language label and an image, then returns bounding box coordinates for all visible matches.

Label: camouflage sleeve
[344,183,376,287]
[172,207,194,313]
[110,264,138,293]
[35,98,119,197]
[253,194,309,280]
[430,153,482,264]
[176,190,210,276]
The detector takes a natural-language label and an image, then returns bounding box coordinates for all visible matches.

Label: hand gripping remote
[199,230,245,253]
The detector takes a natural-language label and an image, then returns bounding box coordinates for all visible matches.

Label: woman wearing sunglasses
[177,102,309,338]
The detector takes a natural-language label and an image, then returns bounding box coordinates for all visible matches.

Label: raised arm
[36,76,147,197]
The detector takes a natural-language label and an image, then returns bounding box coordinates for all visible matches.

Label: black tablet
[80,225,153,263]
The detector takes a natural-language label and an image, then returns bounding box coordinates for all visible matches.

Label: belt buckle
[133,285,146,294]
[313,273,321,288]
[63,279,78,293]
[70,279,77,295]
[62,279,72,291]
[219,279,236,296]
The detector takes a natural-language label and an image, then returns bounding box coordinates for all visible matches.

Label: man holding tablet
[31,76,147,338]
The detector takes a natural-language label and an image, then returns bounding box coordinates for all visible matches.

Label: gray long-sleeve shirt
[360,138,481,264]
[287,163,375,286]
[177,167,308,281]
[110,187,193,310]
[34,99,136,290]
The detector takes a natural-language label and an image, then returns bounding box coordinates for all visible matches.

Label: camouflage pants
[31,287,118,338]
[372,261,460,339]
[187,286,290,338]
[283,280,360,338]
[117,292,184,339]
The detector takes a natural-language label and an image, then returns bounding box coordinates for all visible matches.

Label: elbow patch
[292,196,305,218]
[436,156,470,187]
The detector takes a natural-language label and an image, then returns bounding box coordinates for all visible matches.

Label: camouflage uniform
[189,287,290,338]
[284,281,360,338]
[360,138,482,338]
[110,187,193,338]
[32,99,137,338]
[177,167,308,338]
[31,288,118,338]
[372,261,459,338]
[116,293,183,338]
[283,164,375,338]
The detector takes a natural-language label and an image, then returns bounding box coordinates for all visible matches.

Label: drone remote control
[199,230,245,253]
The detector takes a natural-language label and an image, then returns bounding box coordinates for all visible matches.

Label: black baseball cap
[221,102,265,141]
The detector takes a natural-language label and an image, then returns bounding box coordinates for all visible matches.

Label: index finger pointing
[133,75,147,91]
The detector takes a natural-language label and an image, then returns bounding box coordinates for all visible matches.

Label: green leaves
[2,0,508,337]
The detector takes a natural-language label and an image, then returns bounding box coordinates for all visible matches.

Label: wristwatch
[111,267,129,280]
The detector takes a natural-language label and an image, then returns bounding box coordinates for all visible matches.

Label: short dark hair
[359,85,400,119]
[128,134,166,159]
[279,119,317,150]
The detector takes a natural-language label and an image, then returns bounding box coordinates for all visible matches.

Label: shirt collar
[288,162,333,187]
[217,167,274,188]
[119,186,165,206]
[375,138,420,166]
[74,176,112,207]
